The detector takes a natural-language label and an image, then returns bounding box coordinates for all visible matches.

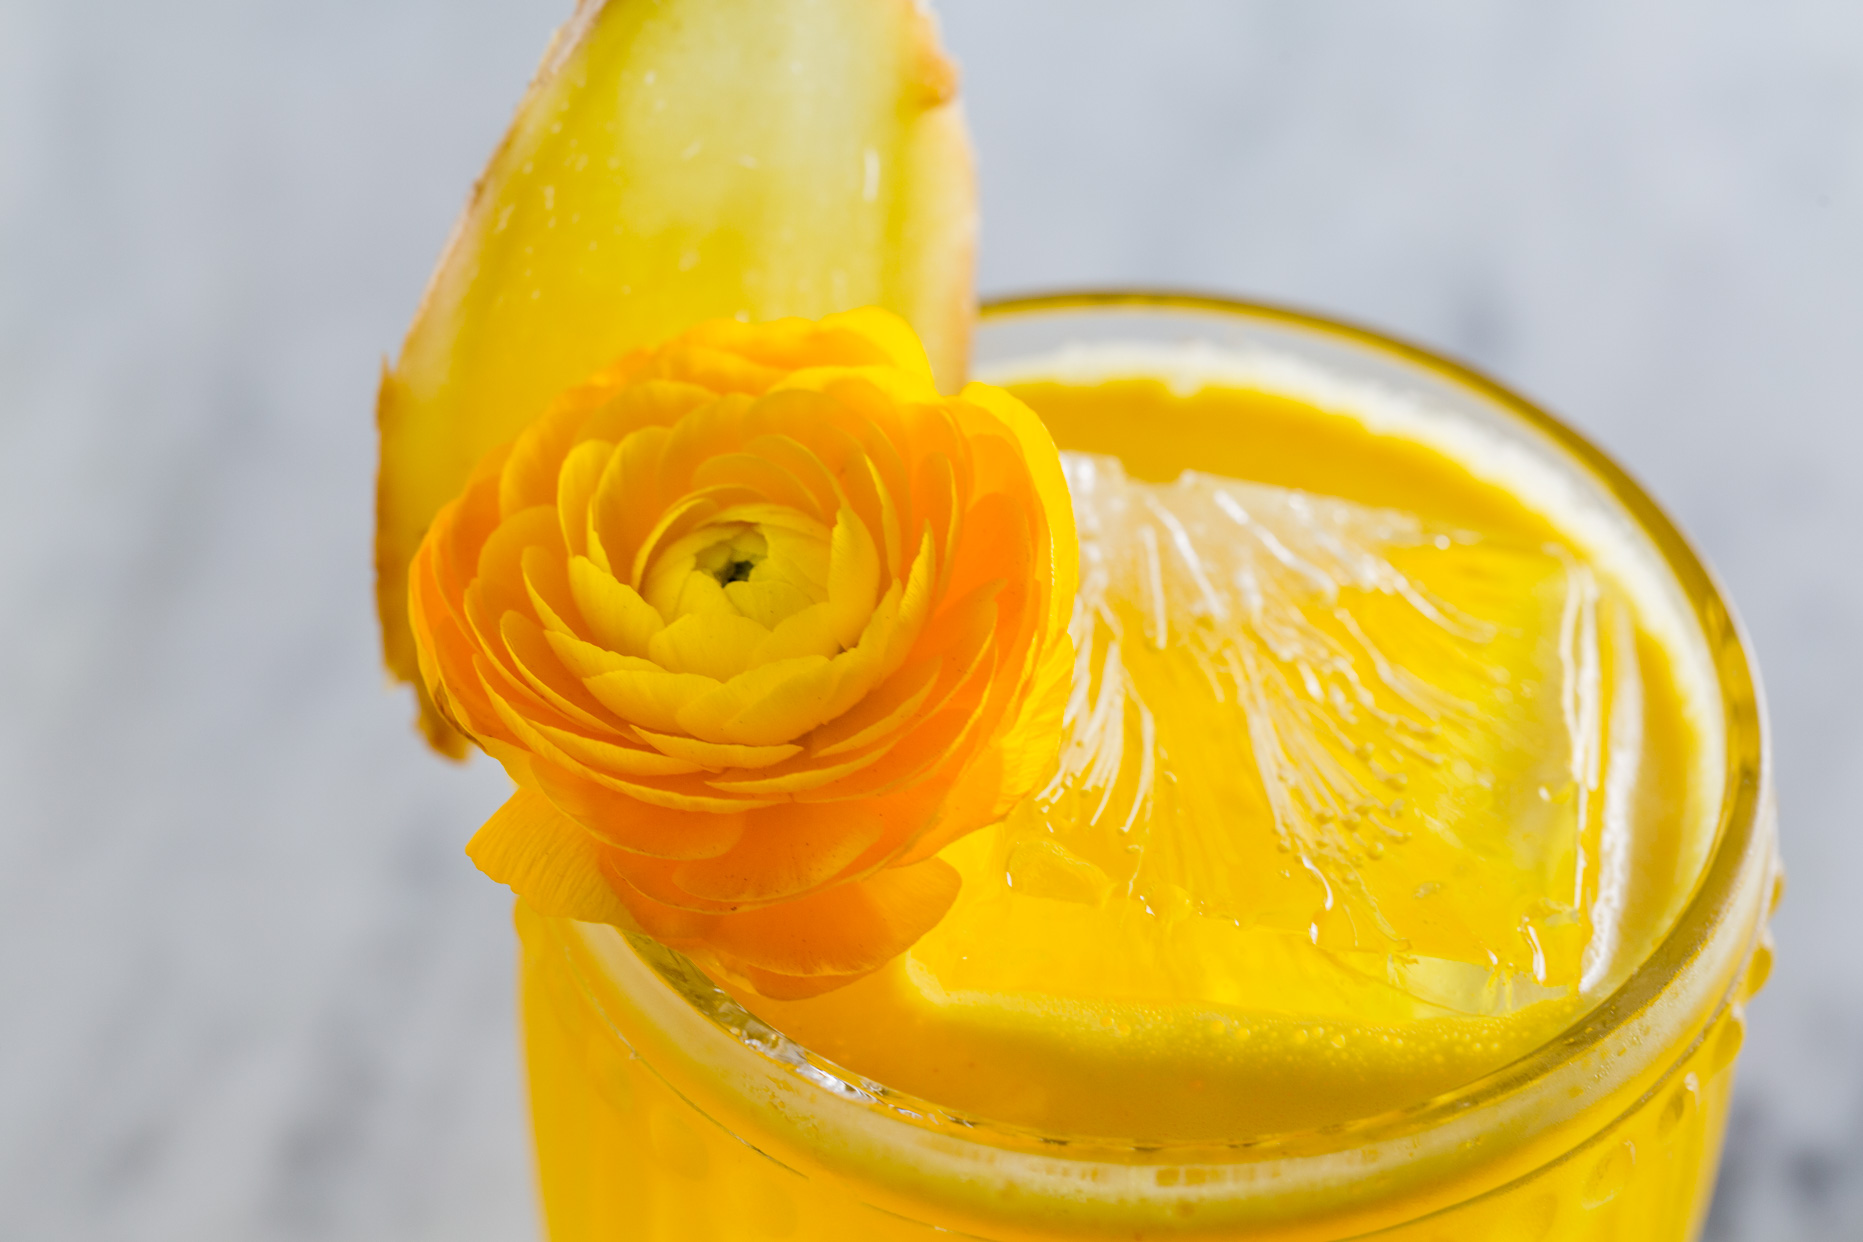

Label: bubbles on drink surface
[994,454,1646,1014]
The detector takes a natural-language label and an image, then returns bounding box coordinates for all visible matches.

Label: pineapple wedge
[376,0,976,751]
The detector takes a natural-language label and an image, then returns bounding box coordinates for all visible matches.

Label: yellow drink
[518,296,1776,1240]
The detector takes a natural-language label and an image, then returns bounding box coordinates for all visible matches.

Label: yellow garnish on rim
[408,310,1076,997]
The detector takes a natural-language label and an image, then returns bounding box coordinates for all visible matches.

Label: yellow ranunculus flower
[407,308,1075,997]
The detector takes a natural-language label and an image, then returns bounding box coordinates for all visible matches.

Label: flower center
[642,516,833,636]
[696,528,768,586]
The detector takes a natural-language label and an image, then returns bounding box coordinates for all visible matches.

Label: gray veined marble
[1,1,1858,1238]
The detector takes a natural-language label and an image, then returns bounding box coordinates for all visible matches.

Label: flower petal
[533,761,746,860]
[630,493,722,591]
[809,655,942,757]
[585,665,721,735]
[555,439,613,560]
[535,720,706,778]
[730,963,879,1001]
[960,382,1080,641]
[705,857,961,978]
[739,433,842,522]
[579,380,718,445]
[542,627,639,680]
[690,451,819,516]
[647,611,772,681]
[499,401,586,518]
[496,610,620,734]
[588,424,672,577]
[724,576,818,630]
[521,546,586,640]
[671,801,887,904]
[600,873,722,946]
[467,785,639,925]
[632,728,803,772]
[703,730,902,794]
[674,655,832,745]
[991,628,1075,810]
[822,506,883,648]
[566,554,665,656]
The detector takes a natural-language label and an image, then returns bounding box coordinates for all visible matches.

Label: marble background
[2,1,1858,1238]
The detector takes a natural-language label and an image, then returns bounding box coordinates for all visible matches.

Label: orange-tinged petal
[497,612,620,733]
[919,579,1001,668]
[766,398,865,482]
[731,964,879,1001]
[476,505,563,597]
[520,546,586,641]
[991,625,1075,809]
[880,528,939,675]
[469,520,558,656]
[467,786,639,927]
[633,729,803,772]
[654,343,785,396]
[410,535,497,742]
[776,363,943,412]
[793,629,1000,804]
[498,401,585,518]
[436,457,512,604]
[474,676,705,808]
[942,492,1029,626]
[961,381,1080,641]
[465,601,586,737]
[534,761,746,861]
[704,748,896,797]
[810,655,943,757]
[891,743,1009,868]
[705,858,961,978]
[602,850,751,914]
[740,434,843,523]
[579,379,717,445]
[534,721,706,779]
[657,391,758,487]
[600,869,722,944]
[826,380,913,521]
[575,766,783,815]
[912,452,962,598]
[672,802,887,904]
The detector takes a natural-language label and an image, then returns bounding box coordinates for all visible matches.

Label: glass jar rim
[578,288,1773,1163]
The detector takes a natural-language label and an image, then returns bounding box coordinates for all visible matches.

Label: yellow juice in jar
[517,300,1774,1241]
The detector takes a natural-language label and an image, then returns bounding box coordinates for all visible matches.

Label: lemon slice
[918,452,1645,1017]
